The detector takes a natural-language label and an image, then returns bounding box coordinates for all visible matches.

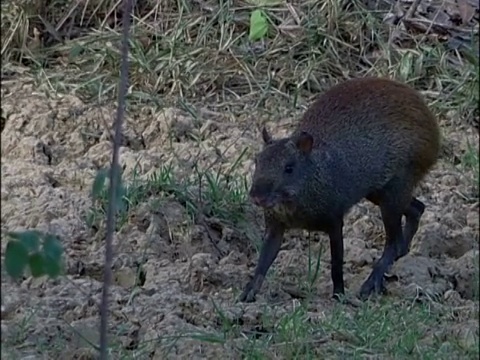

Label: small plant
[87,166,129,229]
[4,231,63,279]
[91,166,127,212]
[249,9,269,42]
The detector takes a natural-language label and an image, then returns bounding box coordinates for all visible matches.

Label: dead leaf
[114,267,138,288]
[245,0,284,5]
[457,0,476,24]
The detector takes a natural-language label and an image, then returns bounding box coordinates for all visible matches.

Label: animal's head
[249,127,315,209]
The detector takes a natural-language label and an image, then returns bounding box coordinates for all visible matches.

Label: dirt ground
[1,75,479,359]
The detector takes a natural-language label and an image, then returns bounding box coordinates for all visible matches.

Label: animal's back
[298,77,440,184]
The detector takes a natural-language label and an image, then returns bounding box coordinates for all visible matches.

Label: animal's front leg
[328,220,345,298]
[238,218,285,303]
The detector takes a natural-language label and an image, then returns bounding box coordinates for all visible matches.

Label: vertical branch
[99,0,134,358]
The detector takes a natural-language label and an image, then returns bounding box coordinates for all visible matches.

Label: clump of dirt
[1,76,478,358]
[449,249,480,300]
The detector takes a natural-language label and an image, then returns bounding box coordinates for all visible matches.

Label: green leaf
[43,235,63,262]
[463,47,479,67]
[42,235,63,277]
[69,44,84,59]
[112,166,127,214]
[85,209,99,228]
[43,256,62,278]
[8,231,41,252]
[29,253,46,277]
[5,241,28,279]
[92,168,108,200]
[399,52,413,81]
[249,10,269,42]
[115,183,128,214]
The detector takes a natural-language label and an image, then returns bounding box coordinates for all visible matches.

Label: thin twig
[404,0,422,20]
[99,0,134,358]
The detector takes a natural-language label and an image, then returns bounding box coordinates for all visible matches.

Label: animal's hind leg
[366,193,425,260]
[397,197,425,260]
[360,177,414,299]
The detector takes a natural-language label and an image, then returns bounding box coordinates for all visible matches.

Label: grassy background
[2,0,478,116]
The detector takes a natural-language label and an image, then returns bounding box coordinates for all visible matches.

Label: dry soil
[1,75,479,359]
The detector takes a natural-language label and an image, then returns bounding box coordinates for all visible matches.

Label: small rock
[447,229,475,258]
[190,253,216,270]
[441,174,459,186]
[345,245,374,267]
[388,255,450,298]
[443,289,463,306]
[113,267,138,288]
[219,250,245,266]
[412,222,474,259]
[466,211,479,229]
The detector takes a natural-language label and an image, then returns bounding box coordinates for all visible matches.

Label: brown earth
[1,75,479,359]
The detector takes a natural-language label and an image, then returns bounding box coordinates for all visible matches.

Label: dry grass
[2,0,478,120]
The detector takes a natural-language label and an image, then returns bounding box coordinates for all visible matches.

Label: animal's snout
[249,182,274,208]
[250,194,266,207]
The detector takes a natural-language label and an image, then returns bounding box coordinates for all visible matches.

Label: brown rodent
[238,77,440,303]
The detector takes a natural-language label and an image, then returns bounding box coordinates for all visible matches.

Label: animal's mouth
[250,190,295,209]
[250,195,277,209]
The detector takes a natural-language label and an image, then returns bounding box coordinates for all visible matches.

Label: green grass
[179,299,479,359]
[2,0,478,116]
[3,296,478,359]
[86,154,251,233]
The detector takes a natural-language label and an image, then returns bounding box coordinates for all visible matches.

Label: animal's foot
[333,292,362,307]
[237,284,257,303]
[332,290,345,302]
[359,271,387,300]
[236,275,264,303]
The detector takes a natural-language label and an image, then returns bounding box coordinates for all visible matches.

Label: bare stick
[404,0,422,20]
[99,0,134,358]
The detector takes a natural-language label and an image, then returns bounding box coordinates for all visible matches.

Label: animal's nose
[249,182,272,206]
[249,188,264,205]
[250,194,265,206]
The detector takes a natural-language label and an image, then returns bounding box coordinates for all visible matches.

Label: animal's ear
[295,131,314,154]
[261,126,272,144]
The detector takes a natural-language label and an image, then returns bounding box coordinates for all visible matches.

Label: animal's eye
[284,163,294,174]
